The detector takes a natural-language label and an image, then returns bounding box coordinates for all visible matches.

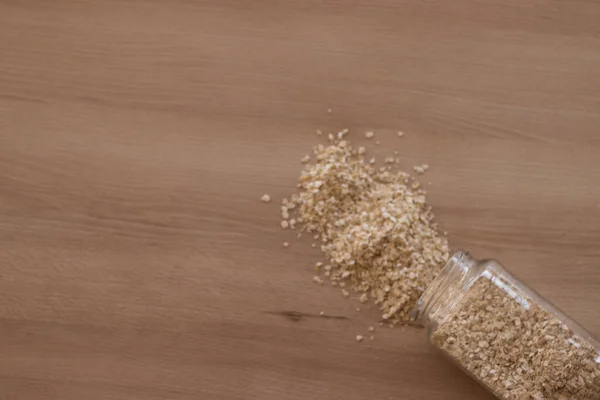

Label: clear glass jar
[413,251,600,400]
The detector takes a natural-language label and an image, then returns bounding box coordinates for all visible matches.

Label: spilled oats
[281,132,449,324]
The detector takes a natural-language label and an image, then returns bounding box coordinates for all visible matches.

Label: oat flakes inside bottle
[413,252,600,400]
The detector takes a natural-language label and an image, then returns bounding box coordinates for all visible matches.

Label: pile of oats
[433,278,600,399]
[281,132,450,324]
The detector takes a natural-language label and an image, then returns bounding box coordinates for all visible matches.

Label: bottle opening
[412,251,477,327]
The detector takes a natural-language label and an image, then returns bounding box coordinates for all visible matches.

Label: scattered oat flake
[313,276,324,285]
[281,220,289,229]
[414,164,429,174]
[365,131,375,139]
[338,129,349,139]
[261,194,271,203]
[320,311,325,316]
[398,131,405,137]
[301,155,310,164]
[356,335,364,342]
[368,326,375,332]
[283,242,289,247]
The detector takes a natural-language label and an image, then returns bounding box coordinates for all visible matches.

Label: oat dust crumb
[413,164,429,174]
[282,133,449,324]
[261,194,271,203]
[433,278,600,399]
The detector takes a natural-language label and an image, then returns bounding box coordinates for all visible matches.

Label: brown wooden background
[1,1,600,399]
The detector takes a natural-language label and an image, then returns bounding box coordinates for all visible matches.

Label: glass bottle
[413,251,600,400]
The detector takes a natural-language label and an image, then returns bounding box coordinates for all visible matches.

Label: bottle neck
[412,251,479,328]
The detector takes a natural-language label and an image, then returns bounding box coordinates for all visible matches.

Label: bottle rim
[412,250,476,326]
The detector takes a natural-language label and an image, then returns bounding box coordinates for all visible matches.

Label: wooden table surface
[2,1,600,399]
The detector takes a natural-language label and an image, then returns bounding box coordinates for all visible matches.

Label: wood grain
[1,1,600,399]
